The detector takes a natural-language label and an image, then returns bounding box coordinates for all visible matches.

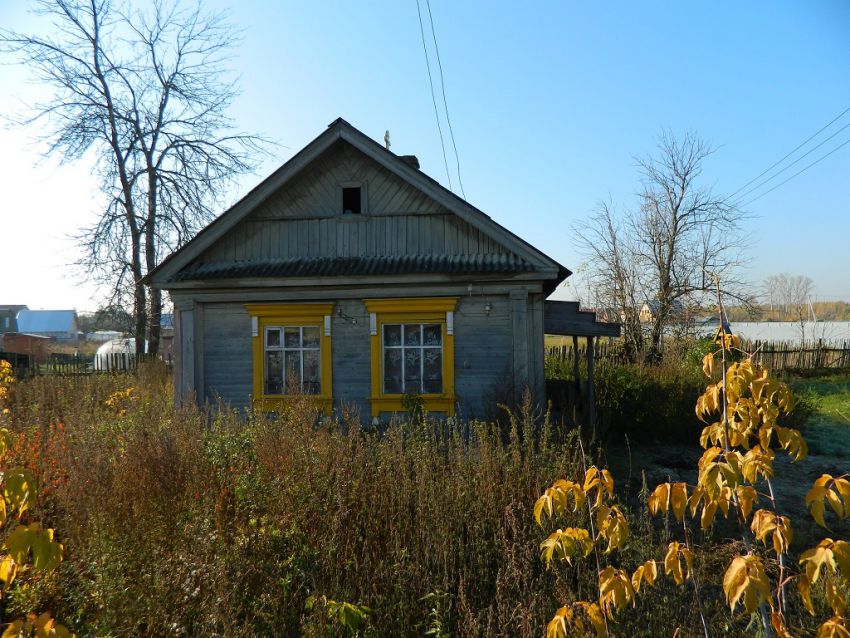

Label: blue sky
[1,1,849,310]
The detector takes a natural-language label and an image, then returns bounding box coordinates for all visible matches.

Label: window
[365,297,457,416]
[382,324,442,394]
[342,186,361,214]
[246,303,334,412]
[264,326,321,395]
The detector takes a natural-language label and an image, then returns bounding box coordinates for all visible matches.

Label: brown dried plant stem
[577,438,611,637]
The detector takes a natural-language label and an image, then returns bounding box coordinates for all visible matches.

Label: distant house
[146,118,617,419]
[0,305,28,335]
[16,310,80,342]
[639,300,685,324]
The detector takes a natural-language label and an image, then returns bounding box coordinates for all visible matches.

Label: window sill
[253,396,333,414]
[369,395,456,416]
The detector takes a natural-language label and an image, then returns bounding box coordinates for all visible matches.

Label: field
[0,363,847,637]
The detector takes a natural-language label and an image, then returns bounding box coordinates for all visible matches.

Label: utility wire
[740,136,850,208]
[730,106,850,199]
[734,119,850,204]
[416,0,453,191]
[425,0,466,199]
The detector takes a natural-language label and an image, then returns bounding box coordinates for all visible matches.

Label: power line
[730,106,850,199]
[734,119,850,204]
[415,0,453,191]
[424,0,466,199]
[740,136,850,207]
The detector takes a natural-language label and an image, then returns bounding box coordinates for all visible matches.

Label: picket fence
[0,352,172,377]
[545,340,850,372]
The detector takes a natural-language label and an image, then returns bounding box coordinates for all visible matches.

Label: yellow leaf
[771,612,795,638]
[701,501,719,530]
[664,542,692,586]
[579,602,606,638]
[832,540,850,578]
[0,555,17,588]
[1,620,24,638]
[817,616,850,638]
[806,475,850,528]
[826,580,847,617]
[597,505,630,553]
[702,353,715,377]
[723,554,772,614]
[598,566,635,617]
[540,528,594,568]
[648,483,670,517]
[4,468,36,518]
[775,426,808,462]
[546,607,567,638]
[736,485,758,520]
[800,540,839,585]
[798,572,815,615]
[670,483,688,522]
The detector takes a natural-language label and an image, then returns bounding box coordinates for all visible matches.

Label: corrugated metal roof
[16,310,77,334]
[174,253,536,282]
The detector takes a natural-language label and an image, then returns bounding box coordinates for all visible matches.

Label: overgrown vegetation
[537,329,850,637]
[0,359,847,636]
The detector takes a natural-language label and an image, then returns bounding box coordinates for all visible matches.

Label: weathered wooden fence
[743,340,850,371]
[545,342,626,370]
[0,352,172,377]
[545,339,850,372]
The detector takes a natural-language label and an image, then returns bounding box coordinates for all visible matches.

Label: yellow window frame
[246,303,334,413]
[365,297,458,416]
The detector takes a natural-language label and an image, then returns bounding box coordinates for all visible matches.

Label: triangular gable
[147,118,569,286]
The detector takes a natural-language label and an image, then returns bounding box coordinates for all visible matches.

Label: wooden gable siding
[251,141,442,219]
[194,141,511,265]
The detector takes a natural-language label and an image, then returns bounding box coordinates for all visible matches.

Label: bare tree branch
[1,0,271,353]
[574,131,752,361]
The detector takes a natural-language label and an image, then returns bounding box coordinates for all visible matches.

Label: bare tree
[576,131,750,360]
[764,273,814,340]
[574,202,644,361]
[2,0,268,353]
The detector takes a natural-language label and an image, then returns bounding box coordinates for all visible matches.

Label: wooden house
[639,299,685,324]
[147,119,617,420]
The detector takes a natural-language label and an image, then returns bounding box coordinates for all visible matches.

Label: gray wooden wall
[173,286,545,421]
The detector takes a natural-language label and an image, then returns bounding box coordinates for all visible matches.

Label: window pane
[303,350,320,391]
[384,324,401,347]
[403,324,421,346]
[266,328,281,348]
[265,351,283,394]
[423,349,442,394]
[404,348,422,391]
[383,348,402,394]
[422,324,441,346]
[302,326,320,348]
[284,327,301,348]
[284,350,301,390]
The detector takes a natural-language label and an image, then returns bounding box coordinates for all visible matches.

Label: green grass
[790,371,850,456]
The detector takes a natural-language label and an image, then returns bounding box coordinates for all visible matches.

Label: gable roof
[146,118,569,291]
[16,310,78,334]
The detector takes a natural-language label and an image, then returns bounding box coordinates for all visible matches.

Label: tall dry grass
[0,365,780,637]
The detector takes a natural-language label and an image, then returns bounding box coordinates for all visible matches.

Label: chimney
[399,155,420,170]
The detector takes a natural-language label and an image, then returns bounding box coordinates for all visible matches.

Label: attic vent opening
[342,186,361,215]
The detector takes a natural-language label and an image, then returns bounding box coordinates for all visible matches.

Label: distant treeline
[725,301,850,322]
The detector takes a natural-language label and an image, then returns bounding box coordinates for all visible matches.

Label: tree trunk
[133,277,147,356]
